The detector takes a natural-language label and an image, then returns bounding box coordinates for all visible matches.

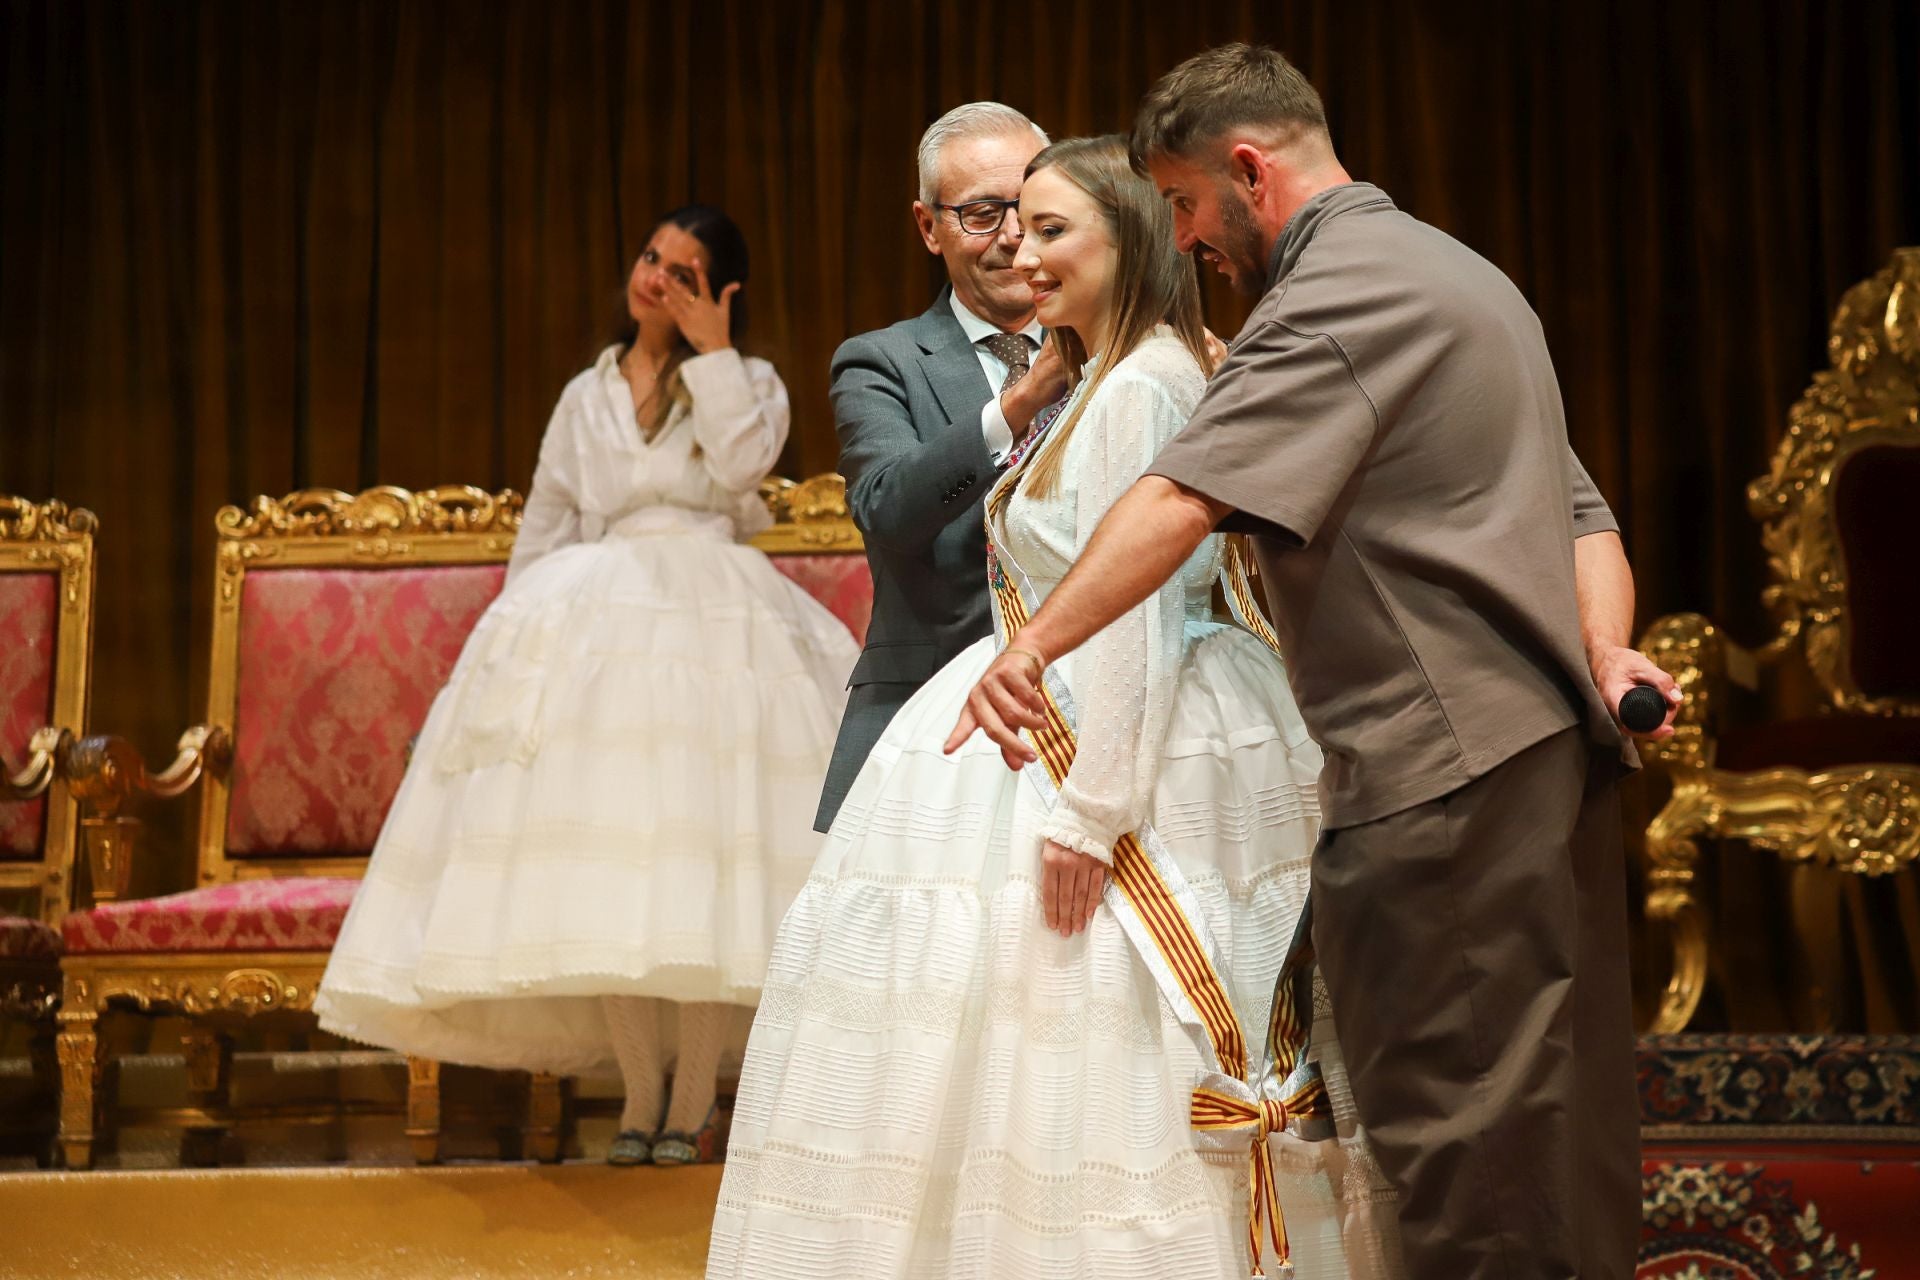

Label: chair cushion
[0,570,56,858]
[1715,714,1920,773]
[61,876,358,955]
[0,914,61,960]
[226,565,506,858]
[769,553,872,645]
[1836,443,1920,702]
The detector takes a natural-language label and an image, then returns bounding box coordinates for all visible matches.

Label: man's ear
[1227,142,1266,195]
[911,202,942,256]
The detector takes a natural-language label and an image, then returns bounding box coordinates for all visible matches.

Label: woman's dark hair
[614,203,752,436]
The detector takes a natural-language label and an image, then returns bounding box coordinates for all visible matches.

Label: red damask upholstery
[1835,443,1920,701]
[225,566,505,857]
[62,876,357,955]
[1716,715,1920,773]
[0,914,60,959]
[0,571,56,858]
[769,554,872,645]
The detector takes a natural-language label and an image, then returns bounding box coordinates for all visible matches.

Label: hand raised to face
[662,258,739,356]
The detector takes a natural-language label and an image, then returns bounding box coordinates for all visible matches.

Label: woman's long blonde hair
[1020,135,1216,499]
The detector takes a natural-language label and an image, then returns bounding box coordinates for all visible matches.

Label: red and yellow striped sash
[993,578,1252,1080]
[1192,1075,1331,1271]
[982,428,1334,1274]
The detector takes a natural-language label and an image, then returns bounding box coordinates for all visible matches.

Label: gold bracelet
[1004,646,1046,681]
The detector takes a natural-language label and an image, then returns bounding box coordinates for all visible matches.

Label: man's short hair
[916,102,1050,206]
[1129,43,1328,173]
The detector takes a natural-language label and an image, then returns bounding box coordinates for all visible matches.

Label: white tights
[602,996,730,1135]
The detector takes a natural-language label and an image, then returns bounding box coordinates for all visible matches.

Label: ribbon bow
[1190,1075,1329,1279]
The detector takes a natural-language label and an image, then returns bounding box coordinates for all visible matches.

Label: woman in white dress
[316,205,860,1167]
[709,141,1401,1278]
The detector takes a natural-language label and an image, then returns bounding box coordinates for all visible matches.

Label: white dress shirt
[948,292,1044,465]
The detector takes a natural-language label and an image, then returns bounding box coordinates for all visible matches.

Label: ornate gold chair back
[1747,245,1920,716]
[191,486,519,886]
[0,497,95,924]
[750,473,871,644]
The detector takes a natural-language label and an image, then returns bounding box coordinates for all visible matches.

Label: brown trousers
[1311,728,1640,1279]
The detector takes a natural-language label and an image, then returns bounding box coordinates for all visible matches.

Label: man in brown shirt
[950,44,1678,1280]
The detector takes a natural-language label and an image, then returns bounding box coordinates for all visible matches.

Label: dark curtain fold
[1,0,1916,1028]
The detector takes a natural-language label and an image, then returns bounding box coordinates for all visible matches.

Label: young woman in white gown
[708,141,1402,1279]
[316,205,860,1167]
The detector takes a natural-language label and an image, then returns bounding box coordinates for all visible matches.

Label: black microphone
[1618,683,1668,735]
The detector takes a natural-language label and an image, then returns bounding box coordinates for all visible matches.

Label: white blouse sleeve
[1038,375,1195,864]
[506,387,584,586]
[680,350,791,492]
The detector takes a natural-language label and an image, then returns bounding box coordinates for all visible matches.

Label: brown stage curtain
[2,0,1917,1029]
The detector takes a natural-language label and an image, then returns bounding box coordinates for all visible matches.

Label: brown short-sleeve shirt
[1150,182,1622,828]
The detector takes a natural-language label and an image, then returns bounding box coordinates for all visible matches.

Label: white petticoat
[709,625,1403,1280]
[314,525,858,1074]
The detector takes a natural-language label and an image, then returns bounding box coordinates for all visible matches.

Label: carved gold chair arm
[147,724,232,798]
[1632,609,1851,1033]
[64,726,232,904]
[65,725,231,818]
[1637,610,1762,774]
[1634,612,1731,1033]
[3,726,72,801]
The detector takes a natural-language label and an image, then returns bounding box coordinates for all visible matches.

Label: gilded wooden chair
[56,486,518,1168]
[1638,247,1920,1032]
[519,473,870,1161]
[751,472,872,641]
[0,498,95,1157]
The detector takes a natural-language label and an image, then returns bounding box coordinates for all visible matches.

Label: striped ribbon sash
[982,451,1333,1278]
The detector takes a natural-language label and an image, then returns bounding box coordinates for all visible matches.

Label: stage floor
[0,1162,724,1280]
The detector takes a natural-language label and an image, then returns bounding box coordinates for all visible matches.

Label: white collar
[948,291,1043,348]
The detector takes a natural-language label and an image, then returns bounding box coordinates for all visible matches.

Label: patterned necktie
[980,332,1033,392]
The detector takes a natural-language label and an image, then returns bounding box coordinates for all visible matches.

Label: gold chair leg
[55,1005,102,1170]
[525,1072,567,1164]
[1645,774,1716,1033]
[406,1057,443,1165]
[180,1027,233,1167]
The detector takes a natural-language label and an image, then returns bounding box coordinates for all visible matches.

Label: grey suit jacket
[813,289,1002,830]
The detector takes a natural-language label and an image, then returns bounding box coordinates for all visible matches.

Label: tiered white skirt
[709,625,1403,1280]
[315,530,859,1074]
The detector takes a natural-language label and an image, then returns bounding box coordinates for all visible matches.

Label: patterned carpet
[1637,1035,1920,1279]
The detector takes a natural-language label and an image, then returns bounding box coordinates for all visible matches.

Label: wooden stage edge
[0,1161,725,1280]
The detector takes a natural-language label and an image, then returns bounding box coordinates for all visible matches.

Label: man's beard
[1213,186,1267,297]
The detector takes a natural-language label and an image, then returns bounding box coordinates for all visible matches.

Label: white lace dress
[708,332,1402,1280]
[315,346,860,1073]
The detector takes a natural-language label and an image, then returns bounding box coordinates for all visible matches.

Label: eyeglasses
[935,199,1021,236]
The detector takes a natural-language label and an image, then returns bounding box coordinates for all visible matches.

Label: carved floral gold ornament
[752,474,863,554]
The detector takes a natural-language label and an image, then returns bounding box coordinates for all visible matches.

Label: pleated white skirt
[315,528,858,1074]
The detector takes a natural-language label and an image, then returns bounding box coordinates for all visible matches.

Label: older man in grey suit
[813,102,1068,830]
